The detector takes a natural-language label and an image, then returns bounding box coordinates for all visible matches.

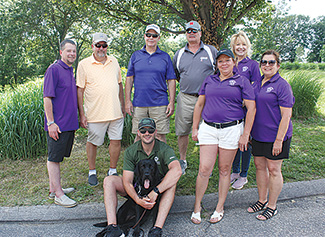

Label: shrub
[287,71,324,118]
[318,63,325,70]
[0,79,46,160]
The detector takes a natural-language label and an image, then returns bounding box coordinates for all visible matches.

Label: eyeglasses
[145,33,159,38]
[94,43,108,48]
[186,29,198,34]
[139,127,155,134]
[261,60,276,66]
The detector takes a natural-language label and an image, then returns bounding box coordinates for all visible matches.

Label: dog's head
[134,159,160,197]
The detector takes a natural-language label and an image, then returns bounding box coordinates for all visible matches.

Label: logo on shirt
[200,57,208,62]
[169,156,176,160]
[242,66,248,72]
[154,156,160,165]
[229,80,236,86]
[266,87,274,93]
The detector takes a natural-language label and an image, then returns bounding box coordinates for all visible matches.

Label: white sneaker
[49,188,75,199]
[230,173,240,184]
[232,177,248,190]
[54,194,77,208]
[179,160,187,175]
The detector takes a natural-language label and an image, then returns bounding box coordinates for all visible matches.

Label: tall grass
[0,79,46,160]
[286,71,324,118]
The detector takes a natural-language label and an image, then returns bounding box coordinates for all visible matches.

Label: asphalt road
[1,179,324,237]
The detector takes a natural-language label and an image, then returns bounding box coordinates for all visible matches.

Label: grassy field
[0,70,324,206]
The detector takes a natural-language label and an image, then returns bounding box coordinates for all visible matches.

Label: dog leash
[132,209,147,229]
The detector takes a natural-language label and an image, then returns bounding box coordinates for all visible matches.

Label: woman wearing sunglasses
[229,31,261,190]
[191,49,255,224]
[248,50,295,220]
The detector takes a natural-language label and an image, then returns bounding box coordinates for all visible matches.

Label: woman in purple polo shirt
[247,50,294,220]
[190,49,256,224]
[230,31,261,190]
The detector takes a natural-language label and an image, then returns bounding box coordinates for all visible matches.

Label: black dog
[95,159,161,237]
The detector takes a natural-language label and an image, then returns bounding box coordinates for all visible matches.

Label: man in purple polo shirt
[125,24,176,143]
[43,39,79,208]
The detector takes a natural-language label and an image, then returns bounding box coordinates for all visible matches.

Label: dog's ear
[153,161,160,186]
[134,160,141,183]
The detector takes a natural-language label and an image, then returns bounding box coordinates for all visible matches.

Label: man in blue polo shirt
[43,39,79,207]
[125,24,176,143]
[173,20,217,174]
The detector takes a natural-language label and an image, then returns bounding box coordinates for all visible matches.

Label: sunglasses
[139,127,155,134]
[186,29,198,34]
[94,43,108,48]
[261,60,276,66]
[145,33,159,38]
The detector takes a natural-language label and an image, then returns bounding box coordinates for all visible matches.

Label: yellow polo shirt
[76,54,123,122]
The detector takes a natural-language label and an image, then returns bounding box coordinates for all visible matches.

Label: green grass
[0,69,324,206]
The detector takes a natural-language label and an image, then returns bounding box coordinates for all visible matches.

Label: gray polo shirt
[173,42,217,94]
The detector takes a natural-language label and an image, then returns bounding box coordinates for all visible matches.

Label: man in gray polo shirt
[173,20,217,174]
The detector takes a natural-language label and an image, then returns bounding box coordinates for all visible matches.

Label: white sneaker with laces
[232,177,248,190]
[54,194,77,208]
[230,173,240,184]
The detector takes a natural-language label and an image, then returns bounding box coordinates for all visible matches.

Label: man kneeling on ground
[102,118,182,237]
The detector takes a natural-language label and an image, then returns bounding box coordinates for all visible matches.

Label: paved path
[1,179,324,236]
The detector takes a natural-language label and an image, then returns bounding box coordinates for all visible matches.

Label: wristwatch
[153,187,160,195]
[47,121,55,126]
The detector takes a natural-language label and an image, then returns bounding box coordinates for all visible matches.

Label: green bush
[318,63,325,70]
[287,71,324,118]
[0,79,46,160]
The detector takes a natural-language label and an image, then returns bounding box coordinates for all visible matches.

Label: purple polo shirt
[251,72,295,142]
[127,46,176,107]
[43,60,79,132]
[234,57,261,83]
[199,71,255,123]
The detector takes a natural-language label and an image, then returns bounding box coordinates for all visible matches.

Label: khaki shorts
[175,92,199,136]
[87,117,124,146]
[132,106,169,134]
[198,121,244,149]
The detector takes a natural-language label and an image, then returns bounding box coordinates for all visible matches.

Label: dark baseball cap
[138,118,156,130]
[216,49,235,60]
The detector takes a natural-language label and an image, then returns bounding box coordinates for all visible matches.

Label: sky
[274,0,324,18]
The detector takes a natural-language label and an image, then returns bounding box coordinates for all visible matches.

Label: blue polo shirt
[199,71,255,123]
[127,46,176,107]
[234,57,261,83]
[43,60,79,132]
[251,72,295,142]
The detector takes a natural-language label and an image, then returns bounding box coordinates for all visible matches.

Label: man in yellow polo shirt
[77,33,125,186]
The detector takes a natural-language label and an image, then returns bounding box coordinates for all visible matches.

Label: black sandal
[256,207,278,221]
[247,201,268,213]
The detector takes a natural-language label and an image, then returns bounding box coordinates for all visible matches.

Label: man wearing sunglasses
[76,33,125,186]
[101,118,182,237]
[173,20,218,174]
[125,24,176,144]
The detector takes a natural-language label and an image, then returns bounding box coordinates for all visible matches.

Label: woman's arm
[272,106,292,156]
[239,99,256,151]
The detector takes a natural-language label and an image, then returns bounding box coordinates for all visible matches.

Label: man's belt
[204,119,243,129]
[184,93,199,97]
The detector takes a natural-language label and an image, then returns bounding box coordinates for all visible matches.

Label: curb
[1,179,324,223]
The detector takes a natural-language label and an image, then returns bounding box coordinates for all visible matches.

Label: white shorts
[197,121,244,149]
[87,117,124,146]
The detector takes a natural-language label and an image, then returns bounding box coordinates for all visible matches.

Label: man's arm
[125,76,134,116]
[43,97,61,141]
[147,160,182,203]
[119,82,126,117]
[166,79,176,117]
[77,87,87,128]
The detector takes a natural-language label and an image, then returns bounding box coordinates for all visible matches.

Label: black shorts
[47,131,75,162]
[252,137,292,160]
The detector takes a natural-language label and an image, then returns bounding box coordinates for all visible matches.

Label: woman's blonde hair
[230,31,252,59]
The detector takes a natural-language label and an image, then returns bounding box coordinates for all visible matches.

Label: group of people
[43,20,294,236]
